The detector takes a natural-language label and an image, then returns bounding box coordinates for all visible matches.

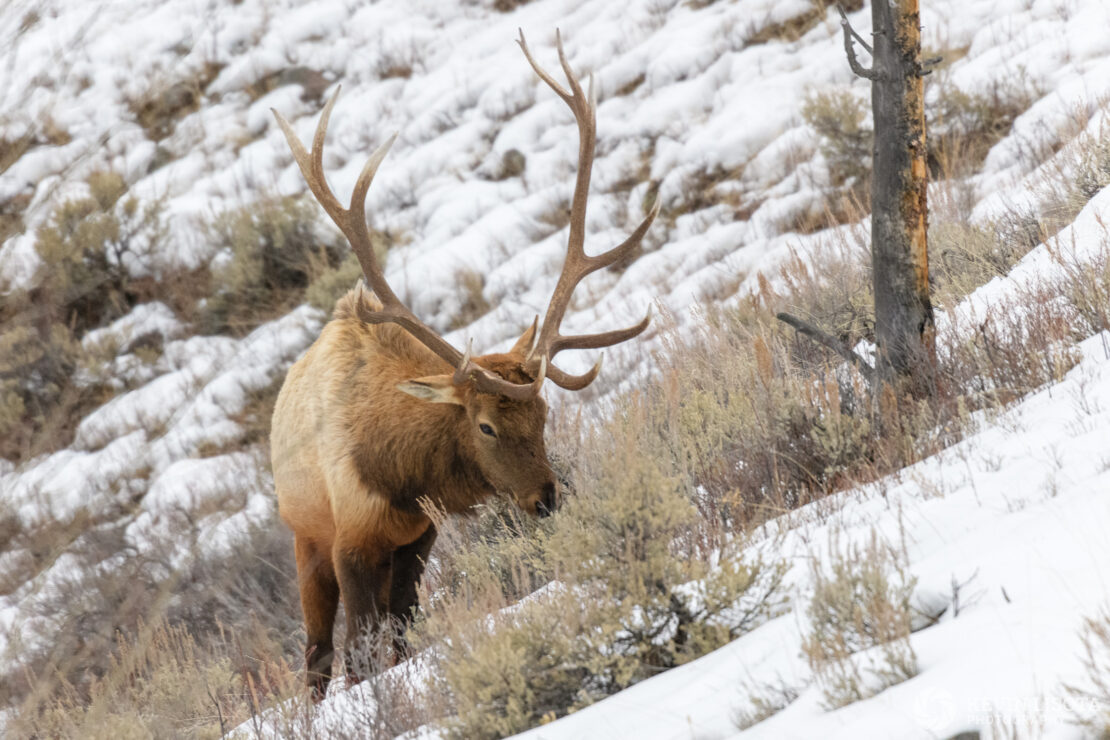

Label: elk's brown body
[272,290,554,695]
[269,30,659,699]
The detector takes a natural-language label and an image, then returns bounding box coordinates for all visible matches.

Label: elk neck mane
[330,287,530,515]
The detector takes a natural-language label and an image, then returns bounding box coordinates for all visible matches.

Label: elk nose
[536,482,557,517]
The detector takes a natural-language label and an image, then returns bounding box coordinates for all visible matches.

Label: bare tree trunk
[840,0,935,399]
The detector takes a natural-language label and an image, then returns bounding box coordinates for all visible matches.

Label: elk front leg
[294,536,339,701]
[333,542,392,684]
[387,524,437,659]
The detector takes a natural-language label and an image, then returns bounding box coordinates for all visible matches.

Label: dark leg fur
[334,545,392,684]
[386,525,437,657]
[294,537,339,701]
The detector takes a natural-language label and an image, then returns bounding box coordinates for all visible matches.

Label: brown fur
[271,288,556,697]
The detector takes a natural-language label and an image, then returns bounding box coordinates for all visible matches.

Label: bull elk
[269,30,659,698]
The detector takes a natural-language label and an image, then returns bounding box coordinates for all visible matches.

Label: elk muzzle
[516,479,558,518]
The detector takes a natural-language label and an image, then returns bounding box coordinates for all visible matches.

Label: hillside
[3,0,1110,737]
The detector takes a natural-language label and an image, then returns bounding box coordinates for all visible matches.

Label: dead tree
[779,1,937,401]
[844,0,935,397]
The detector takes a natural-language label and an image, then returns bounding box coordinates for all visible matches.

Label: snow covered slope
[511,190,1110,740]
[3,0,1110,735]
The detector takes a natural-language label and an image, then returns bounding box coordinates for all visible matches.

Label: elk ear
[397,375,464,405]
[509,316,539,357]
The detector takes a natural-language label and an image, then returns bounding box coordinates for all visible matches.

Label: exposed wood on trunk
[840,0,935,399]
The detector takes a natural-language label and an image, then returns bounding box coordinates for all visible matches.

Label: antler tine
[550,305,652,355]
[273,91,547,398]
[517,29,572,104]
[545,354,601,391]
[516,31,656,390]
[453,337,547,400]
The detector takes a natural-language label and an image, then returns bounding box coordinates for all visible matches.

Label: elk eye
[479,423,497,438]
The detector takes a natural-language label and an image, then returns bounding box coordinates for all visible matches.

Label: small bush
[245,66,330,104]
[304,225,398,315]
[1049,234,1110,338]
[802,89,872,190]
[801,531,917,709]
[0,323,96,461]
[938,280,1081,409]
[200,195,345,334]
[31,171,162,333]
[1036,117,1110,238]
[491,0,533,11]
[375,38,428,80]
[747,1,861,46]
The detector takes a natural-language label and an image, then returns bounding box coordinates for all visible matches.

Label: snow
[4,0,1110,735]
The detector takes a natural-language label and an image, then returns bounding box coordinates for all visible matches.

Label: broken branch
[776,312,877,385]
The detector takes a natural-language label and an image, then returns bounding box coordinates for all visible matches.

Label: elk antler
[516,29,659,391]
[272,89,546,400]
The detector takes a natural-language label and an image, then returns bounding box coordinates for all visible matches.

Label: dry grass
[447,267,492,330]
[414,389,789,738]
[802,88,871,191]
[746,0,862,47]
[1064,607,1110,737]
[126,62,223,143]
[928,75,1043,180]
[7,196,1109,736]
[4,508,307,739]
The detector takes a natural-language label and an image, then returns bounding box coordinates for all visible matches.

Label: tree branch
[837,4,873,53]
[837,5,880,81]
[918,54,943,77]
[776,312,877,385]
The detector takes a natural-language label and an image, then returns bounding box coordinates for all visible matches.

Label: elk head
[272,29,659,517]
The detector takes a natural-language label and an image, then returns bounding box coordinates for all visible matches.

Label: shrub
[491,0,533,12]
[0,323,93,461]
[0,172,163,461]
[420,387,788,739]
[126,62,222,143]
[1036,116,1110,239]
[746,1,862,46]
[200,195,345,334]
[1049,233,1110,338]
[31,171,162,333]
[801,530,917,708]
[305,251,365,313]
[802,89,872,190]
